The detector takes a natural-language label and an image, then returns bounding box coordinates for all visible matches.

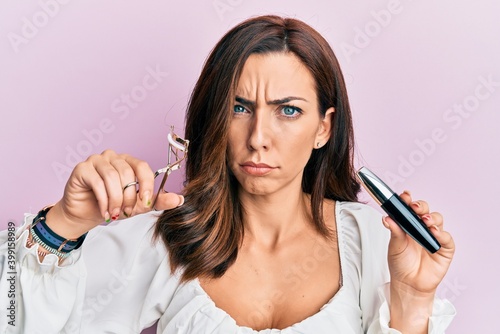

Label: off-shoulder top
[0,202,455,333]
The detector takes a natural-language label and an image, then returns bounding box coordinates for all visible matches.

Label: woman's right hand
[45,150,184,239]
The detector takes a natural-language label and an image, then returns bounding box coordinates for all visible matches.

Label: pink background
[1,1,499,333]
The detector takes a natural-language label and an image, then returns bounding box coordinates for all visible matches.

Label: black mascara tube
[356,166,441,253]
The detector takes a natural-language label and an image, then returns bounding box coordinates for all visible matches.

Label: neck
[239,187,312,249]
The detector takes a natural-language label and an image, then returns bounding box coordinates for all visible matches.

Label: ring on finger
[123,181,139,192]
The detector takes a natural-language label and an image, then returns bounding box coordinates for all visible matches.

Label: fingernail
[143,191,151,207]
[403,189,411,196]
[177,195,185,207]
[123,207,131,218]
[431,224,440,233]
[104,211,111,223]
[411,201,420,208]
[382,216,390,228]
[111,208,120,221]
[422,214,432,222]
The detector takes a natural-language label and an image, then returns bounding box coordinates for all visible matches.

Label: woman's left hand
[383,190,455,296]
[383,191,455,331]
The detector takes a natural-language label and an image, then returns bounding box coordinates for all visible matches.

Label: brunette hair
[154,15,360,282]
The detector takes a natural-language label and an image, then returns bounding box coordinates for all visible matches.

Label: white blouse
[0,201,455,334]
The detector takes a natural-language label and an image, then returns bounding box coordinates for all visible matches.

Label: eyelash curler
[151,127,189,209]
[122,126,189,210]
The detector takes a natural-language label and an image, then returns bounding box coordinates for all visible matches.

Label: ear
[314,107,334,149]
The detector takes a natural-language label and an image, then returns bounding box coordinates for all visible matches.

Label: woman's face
[228,52,333,197]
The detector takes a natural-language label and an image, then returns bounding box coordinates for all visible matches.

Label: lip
[240,161,276,176]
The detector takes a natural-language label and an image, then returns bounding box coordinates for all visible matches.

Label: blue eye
[233,105,247,114]
[281,105,302,117]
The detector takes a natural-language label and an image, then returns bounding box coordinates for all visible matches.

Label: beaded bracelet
[29,227,70,259]
[29,206,87,258]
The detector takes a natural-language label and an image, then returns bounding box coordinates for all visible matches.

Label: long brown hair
[154,15,360,282]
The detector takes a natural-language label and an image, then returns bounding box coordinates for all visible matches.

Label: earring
[317,142,321,148]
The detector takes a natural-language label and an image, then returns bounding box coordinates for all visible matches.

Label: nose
[247,110,271,151]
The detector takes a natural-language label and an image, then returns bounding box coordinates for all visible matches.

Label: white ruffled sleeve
[338,202,456,334]
[0,212,176,334]
[368,283,456,333]
[0,214,86,334]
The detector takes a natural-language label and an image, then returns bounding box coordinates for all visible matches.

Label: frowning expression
[228,52,333,197]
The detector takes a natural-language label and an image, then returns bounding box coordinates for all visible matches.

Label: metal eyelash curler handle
[151,128,189,209]
[123,127,189,210]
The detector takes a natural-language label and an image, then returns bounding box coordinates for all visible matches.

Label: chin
[237,179,275,196]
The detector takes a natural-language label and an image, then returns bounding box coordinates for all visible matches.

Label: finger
[421,212,444,231]
[124,155,155,212]
[434,229,455,255]
[421,218,455,257]
[382,216,409,254]
[399,190,412,204]
[92,159,123,221]
[153,191,185,211]
[75,162,110,221]
[110,158,138,217]
[409,200,429,215]
[415,212,455,258]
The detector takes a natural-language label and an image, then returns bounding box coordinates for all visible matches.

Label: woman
[0,15,455,333]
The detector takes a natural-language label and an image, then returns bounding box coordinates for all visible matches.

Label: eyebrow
[235,96,308,107]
